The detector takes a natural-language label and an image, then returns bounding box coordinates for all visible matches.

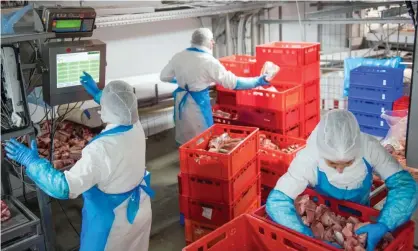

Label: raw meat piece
[301,216,309,226]
[311,221,325,239]
[55,131,70,142]
[320,211,336,226]
[53,160,64,169]
[1,200,11,222]
[207,133,243,153]
[332,223,343,232]
[334,231,345,246]
[61,152,70,159]
[344,237,359,250]
[347,216,360,225]
[295,194,310,215]
[342,223,354,238]
[213,110,232,119]
[323,227,335,242]
[353,246,365,251]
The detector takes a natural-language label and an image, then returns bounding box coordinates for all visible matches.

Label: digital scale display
[52,19,95,33]
[56,51,100,88]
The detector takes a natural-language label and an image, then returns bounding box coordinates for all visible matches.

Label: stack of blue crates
[348,66,404,137]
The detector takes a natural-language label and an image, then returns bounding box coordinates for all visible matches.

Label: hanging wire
[295,0,305,41]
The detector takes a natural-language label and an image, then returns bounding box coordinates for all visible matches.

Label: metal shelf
[95,2,280,28]
[259,17,412,25]
[1,196,41,245]
[1,32,55,45]
[1,126,35,141]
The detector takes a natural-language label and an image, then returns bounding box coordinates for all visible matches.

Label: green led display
[55,20,82,29]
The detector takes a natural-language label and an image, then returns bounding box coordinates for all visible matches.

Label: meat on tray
[36,121,96,169]
[207,133,243,153]
[259,134,300,153]
[384,144,418,182]
[1,200,11,222]
[294,194,393,251]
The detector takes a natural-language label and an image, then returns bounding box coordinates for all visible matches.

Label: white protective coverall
[64,121,151,251]
[160,45,238,145]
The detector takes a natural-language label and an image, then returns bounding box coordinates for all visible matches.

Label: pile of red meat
[207,133,243,153]
[212,109,238,120]
[260,134,300,153]
[36,121,96,169]
[384,144,418,181]
[295,194,393,251]
[1,200,11,222]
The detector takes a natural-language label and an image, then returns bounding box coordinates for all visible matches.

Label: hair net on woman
[316,110,361,162]
[190,28,214,49]
[100,80,139,126]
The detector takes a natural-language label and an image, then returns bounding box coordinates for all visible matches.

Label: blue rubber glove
[1,5,32,34]
[266,189,313,237]
[234,75,269,90]
[5,138,40,167]
[378,170,418,231]
[5,139,69,199]
[80,71,102,104]
[171,77,177,84]
[355,223,389,251]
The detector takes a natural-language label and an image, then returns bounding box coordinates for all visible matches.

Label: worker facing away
[160,28,270,145]
[5,72,154,251]
[266,110,417,251]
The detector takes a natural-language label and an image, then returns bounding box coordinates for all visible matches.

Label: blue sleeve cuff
[378,170,418,231]
[93,90,102,104]
[26,158,70,200]
[266,189,313,236]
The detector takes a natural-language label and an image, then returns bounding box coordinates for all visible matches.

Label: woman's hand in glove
[355,223,389,251]
[5,139,40,167]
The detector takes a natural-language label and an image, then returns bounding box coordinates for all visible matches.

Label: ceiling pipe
[237,14,246,54]
[251,14,259,55]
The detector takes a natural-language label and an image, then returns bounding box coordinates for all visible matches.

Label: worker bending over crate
[266,110,417,251]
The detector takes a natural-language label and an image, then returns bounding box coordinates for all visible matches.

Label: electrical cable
[56,200,80,237]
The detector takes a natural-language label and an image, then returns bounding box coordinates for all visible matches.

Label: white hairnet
[316,110,361,162]
[100,80,139,126]
[191,28,214,49]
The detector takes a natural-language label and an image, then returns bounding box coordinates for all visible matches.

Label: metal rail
[95,2,280,28]
[259,17,412,25]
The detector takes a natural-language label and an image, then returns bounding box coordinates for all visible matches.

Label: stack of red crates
[259,132,306,204]
[255,42,321,139]
[178,124,261,244]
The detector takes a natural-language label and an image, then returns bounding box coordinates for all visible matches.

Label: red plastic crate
[303,78,320,102]
[259,124,302,138]
[259,131,306,172]
[303,99,320,120]
[184,197,261,243]
[216,87,237,106]
[262,61,320,84]
[256,42,320,67]
[185,219,218,243]
[180,124,259,180]
[180,177,261,226]
[370,178,388,207]
[183,214,339,251]
[212,104,241,126]
[261,167,281,188]
[393,96,410,111]
[261,185,273,205]
[239,106,301,131]
[219,55,257,77]
[181,156,259,203]
[252,189,415,251]
[236,84,302,112]
[302,115,320,139]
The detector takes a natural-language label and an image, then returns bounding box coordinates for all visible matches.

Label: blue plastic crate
[348,98,393,115]
[350,66,403,89]
[349,84,403,102]
[351,111,389,129]
[359,124,389,138]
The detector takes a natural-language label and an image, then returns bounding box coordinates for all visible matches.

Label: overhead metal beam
[259,17,412,25]
[381,5,410,17]
[96,2,281,28]
[307,2,401,18]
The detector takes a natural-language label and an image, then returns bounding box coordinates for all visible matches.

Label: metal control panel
[41,40,106,106]
[40,7,96,38]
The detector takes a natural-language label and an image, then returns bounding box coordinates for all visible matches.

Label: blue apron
[79,125,155,251]
[172,47,214,130]
[314,158,373,206]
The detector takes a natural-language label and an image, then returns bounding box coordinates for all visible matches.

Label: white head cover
[100,80,139,125]
[191,28,214,49]
[316,110,361,162]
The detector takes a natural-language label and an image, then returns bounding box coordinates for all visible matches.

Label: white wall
[92,17,211,80]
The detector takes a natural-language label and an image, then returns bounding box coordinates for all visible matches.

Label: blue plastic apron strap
[314,157,373,206]
[186,47,208,53]
[87,125,133,145]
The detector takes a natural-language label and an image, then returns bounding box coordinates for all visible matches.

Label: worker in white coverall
[5,73,154,251]
[160,28,270,145]
[266,110,418,251]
